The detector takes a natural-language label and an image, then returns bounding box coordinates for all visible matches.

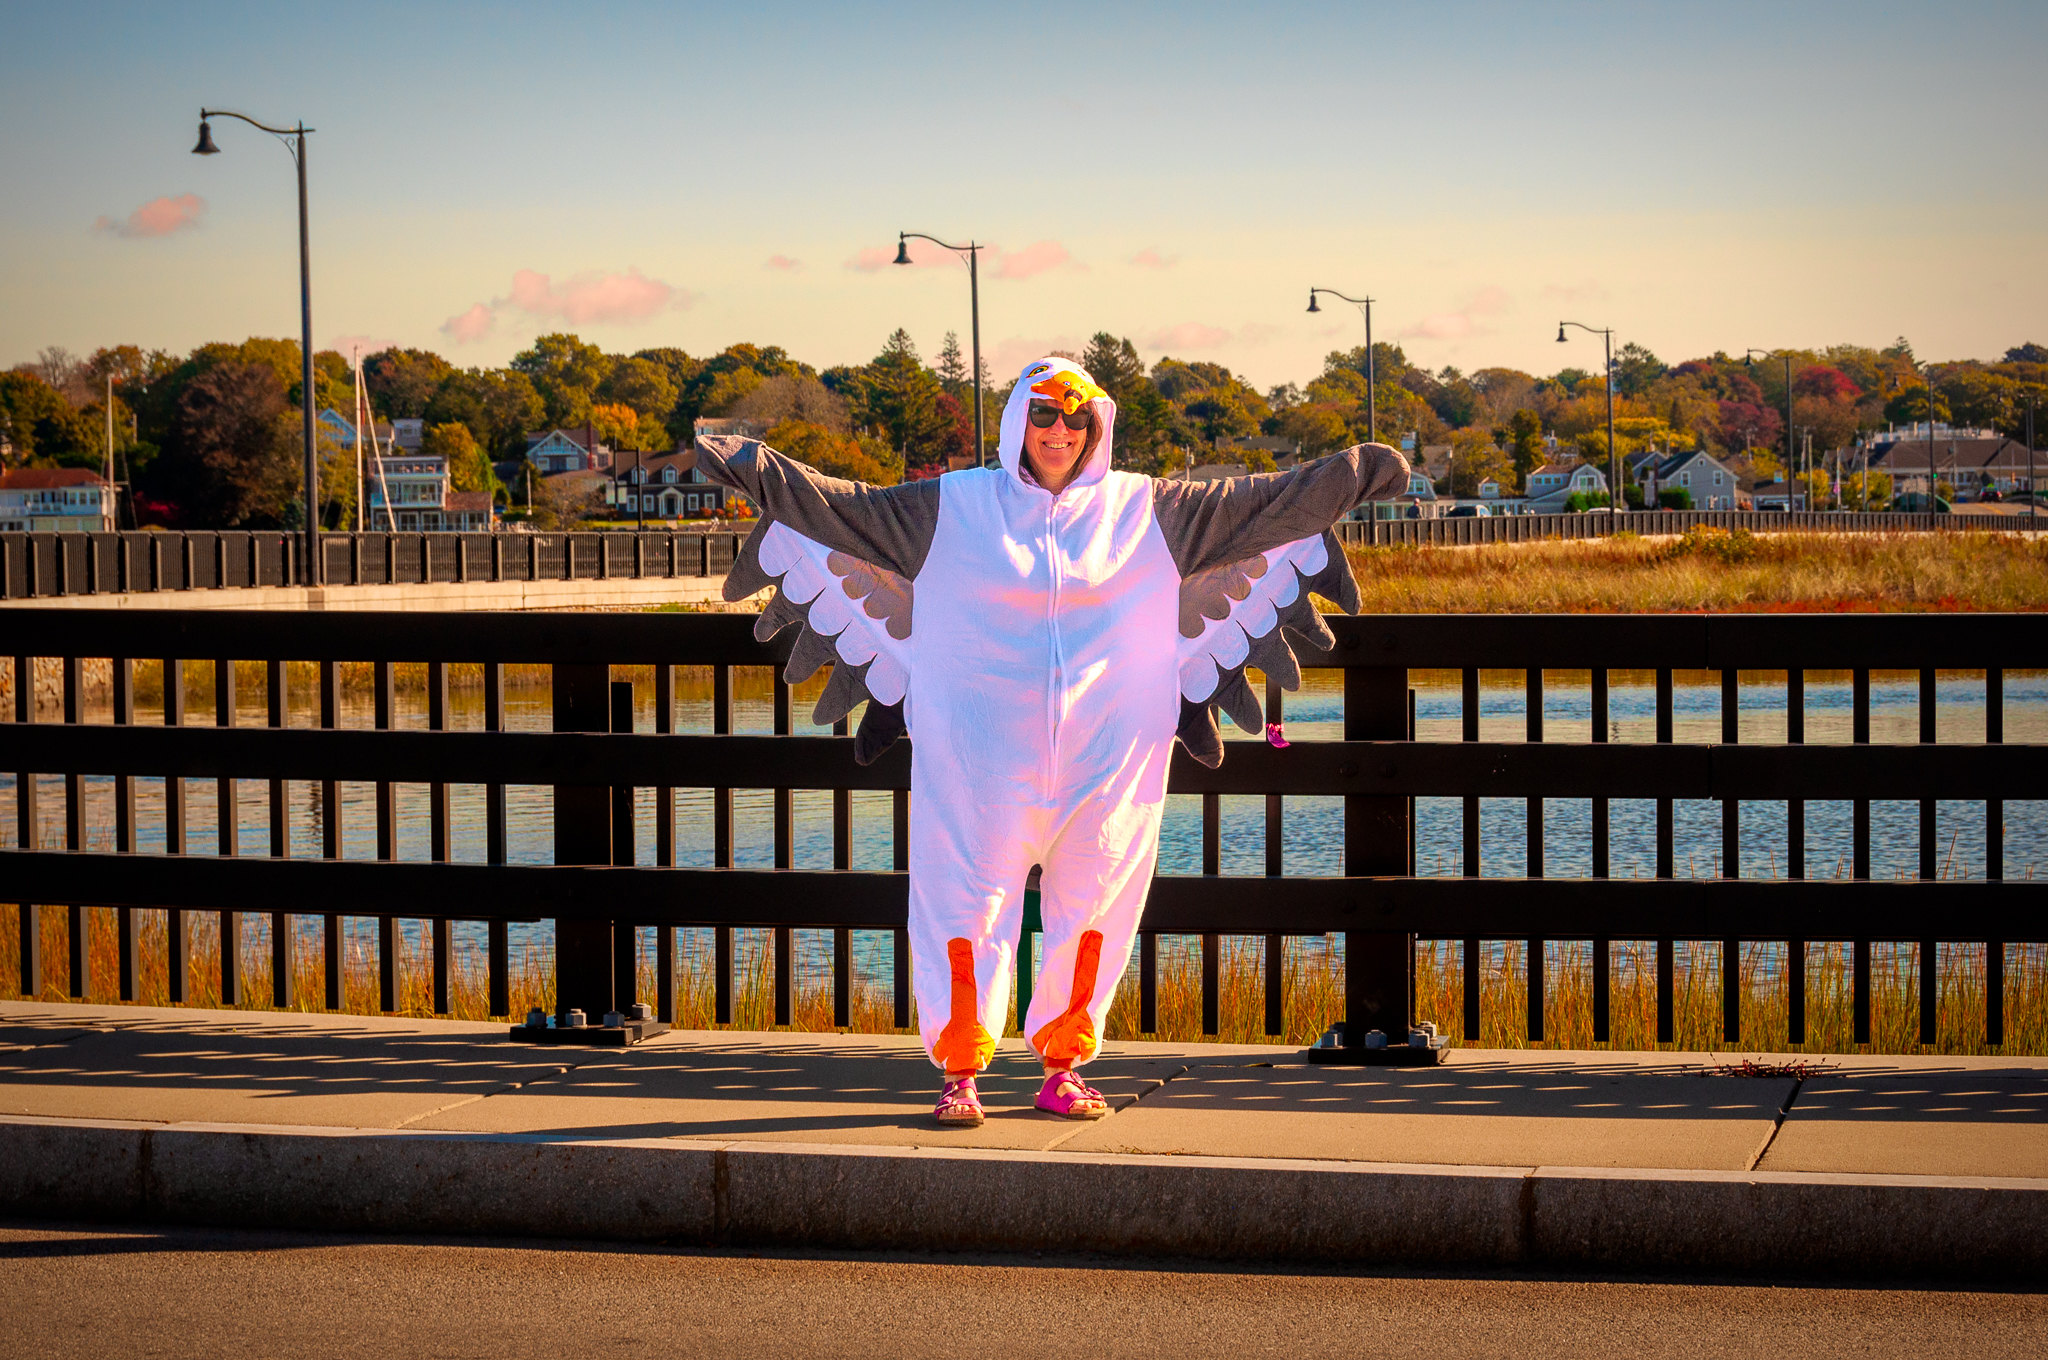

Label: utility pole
[103,371,115,531]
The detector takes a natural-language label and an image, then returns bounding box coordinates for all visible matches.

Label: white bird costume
[698,358,1408,1073]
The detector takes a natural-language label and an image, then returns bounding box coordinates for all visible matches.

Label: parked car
[1444,504,1492,518]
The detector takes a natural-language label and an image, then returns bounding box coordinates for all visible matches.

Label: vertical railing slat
[655,663,675,1025]
[429,660,451,1017]
[1986,667,2004,1047]
[714,664,734,1025]
[267,658,291,1009]
[113,656,139,1001]
[215,657,240,1007]
[484,661,510,1020]
[320,659,343,1010]
[374,660,397,1014]
[63,656,85,999]
[165,657,188,1004]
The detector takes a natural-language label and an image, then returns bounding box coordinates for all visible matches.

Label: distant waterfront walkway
[4,1001,2046,1275]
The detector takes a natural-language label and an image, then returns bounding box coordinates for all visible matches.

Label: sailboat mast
[353,351,366,532]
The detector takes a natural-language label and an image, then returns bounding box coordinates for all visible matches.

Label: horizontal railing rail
[0,529,748,599]
[5,724,2038,802]
[4,508,2037,598]
[2,849,2034,938]
[5,607,2044,1052]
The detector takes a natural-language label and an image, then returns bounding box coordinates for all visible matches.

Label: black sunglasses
[1028,403,1091,431]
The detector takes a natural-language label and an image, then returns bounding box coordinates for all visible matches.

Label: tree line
[3,327,2042,528]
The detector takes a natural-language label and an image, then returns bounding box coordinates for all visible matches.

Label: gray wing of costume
[1153,442,1411,767]
[695,436,942,764]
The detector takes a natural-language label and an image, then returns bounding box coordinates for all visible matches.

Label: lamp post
[194,109,319,582]
[1557,322,1616,510]
[894,232,985,465]
[1307,289,1376,442]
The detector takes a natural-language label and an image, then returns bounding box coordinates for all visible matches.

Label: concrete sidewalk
[4,1001,2046,1275]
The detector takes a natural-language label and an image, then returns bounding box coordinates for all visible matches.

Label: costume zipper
[1044,494,1064,794]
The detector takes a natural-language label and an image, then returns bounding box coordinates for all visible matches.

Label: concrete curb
[4,1115,2045,1277]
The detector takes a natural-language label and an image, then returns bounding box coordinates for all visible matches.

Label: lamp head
[892,237,912,266]
[192,120,220,155]
[1306,291,1321,314]
[1555,324,1567,343]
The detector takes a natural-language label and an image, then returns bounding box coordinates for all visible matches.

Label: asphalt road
[10,1221,2045,1359]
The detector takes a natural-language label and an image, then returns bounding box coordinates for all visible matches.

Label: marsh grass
[9,911,2044,1058]
[1345,528,2048,614]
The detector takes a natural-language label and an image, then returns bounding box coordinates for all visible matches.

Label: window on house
[688,494,701,510]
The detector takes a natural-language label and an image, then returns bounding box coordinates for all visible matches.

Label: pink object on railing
[1265,722,1290,748]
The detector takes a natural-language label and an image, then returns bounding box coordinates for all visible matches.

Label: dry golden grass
[8,912,2042,1058]
[1345,528,2048,614]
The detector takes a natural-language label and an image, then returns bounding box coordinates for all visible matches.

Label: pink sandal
[1035,1069,1109,1120]
[934,1075,985,1127]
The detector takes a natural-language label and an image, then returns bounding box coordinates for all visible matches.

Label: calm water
[7,666,2044,989]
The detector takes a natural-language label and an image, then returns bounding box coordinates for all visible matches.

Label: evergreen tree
[935,332,969,395]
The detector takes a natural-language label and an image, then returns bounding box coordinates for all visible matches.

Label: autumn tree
[1507,408,1544,488]
[766,419,898,485]
[728,374,851,433]
[171,361,293,526]
[423,421,503,500]
[362,347,454,418]
[594,355,678,426]
[423,369,545,456]
[1446,429,1513,496]
[510,333,612,429]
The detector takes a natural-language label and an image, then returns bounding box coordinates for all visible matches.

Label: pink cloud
[93,193,206,239]
[1146,322,1231,352]
[441,303,496,344]
[440,267,687,343]
[1129,248,1175,269]
[994,240,1073,280]
[765,254,802,271]
[508,267,676,324]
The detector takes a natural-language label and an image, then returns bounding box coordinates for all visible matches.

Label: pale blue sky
[4,1,2043,386]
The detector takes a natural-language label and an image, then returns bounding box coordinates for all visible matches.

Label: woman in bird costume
[698,357,1408,1125]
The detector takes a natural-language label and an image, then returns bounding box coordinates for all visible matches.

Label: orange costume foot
[1031,930,1104,1067]
[931,937,995,1074]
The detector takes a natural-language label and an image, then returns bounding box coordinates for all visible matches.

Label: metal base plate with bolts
[508,1004,670,1047]
[1301,1022,1451,1066]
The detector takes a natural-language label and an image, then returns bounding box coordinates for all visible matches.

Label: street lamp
[1307,289,1376,441]
[194,109,320,582]
[894,232,986,465]
[1558,322,1617,510]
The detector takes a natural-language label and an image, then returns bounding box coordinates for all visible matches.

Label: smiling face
[1022,404,1094,494]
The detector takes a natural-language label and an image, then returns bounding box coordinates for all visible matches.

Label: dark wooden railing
[0,530,747,599]
[1334,507,2014,546]
[3,609,2043,1050]
[5,511,2035,599]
